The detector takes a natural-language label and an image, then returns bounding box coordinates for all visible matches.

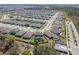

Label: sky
[0,0,79,4]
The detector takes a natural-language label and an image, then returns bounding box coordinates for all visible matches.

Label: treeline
[63,7,79,32]
[50,6,79,16]
[63,7,79,16]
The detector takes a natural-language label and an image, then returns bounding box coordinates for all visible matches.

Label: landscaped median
[30,36,48,45]
[59,20,66,45]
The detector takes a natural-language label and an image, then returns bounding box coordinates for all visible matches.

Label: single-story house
[23,31,33,39]
[54,43,67,53]
[11,28,20,35]
[15,30,26,37]
[44,30,54,39]
[30,23,42,29]
[1,28,12,34]
[34,31,43,42]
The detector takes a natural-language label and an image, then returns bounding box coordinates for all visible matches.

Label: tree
[22,50,32,55]
[0,34,6,41]
[9,16,14,18]
[10,45,20,55]
[5,34,15,42]
[33,45,60,55]
[5,34,15,45]
[4,34,16,49]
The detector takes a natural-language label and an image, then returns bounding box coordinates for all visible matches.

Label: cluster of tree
[22,50,32,55]
[0,34,33,55]
[63,8,79,16]
[0,34,16,53]
[63,7,79,32]
[33,45,60,55]
[9,44,20,55]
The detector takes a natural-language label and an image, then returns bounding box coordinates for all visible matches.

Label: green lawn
[59,21,66,44]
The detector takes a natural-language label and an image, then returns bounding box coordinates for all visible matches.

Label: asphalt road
[41,11,60,33]
[66,20,79,55]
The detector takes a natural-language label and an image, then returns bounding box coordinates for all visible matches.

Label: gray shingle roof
[23,31,33,38]
[15,30,26,37]
[35,31,43,36]
[54,44,67,52]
